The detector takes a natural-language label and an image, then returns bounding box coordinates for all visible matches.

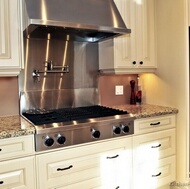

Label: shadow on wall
[0,77,19,116]
[98,74,138,106]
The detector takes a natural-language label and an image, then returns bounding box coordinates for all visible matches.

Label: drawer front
[133,128,176,160]
[134,115,176,134]
[50,177,102,189]
[134,155,176,189]
[0,156,36,189]
[0,135,35,161]
[36,137,133,189]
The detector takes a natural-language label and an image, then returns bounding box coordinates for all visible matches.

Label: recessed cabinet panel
[0,135,35,161]
[0,156,36,189]
[133,129,175,161]
[0,0,23,76]
[133,156,176,189]
[0,0,10,59]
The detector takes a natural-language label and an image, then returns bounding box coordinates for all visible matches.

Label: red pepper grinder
[130,80,136,105]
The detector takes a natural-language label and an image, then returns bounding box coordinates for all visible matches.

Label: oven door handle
[57,165,73,171]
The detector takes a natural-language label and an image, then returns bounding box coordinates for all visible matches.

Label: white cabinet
[36,137,133,189]
[133,115,176,189]
[0,0,23,76]
[0,135,36,189]
[0,156,36,189]
[0,135,35,161]
[99,0,156,74]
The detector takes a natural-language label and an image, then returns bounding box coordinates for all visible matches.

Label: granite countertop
[112,104,178,119]
[0,115,35,139]
[0,104,178,140]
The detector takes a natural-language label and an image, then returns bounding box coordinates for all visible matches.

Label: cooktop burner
[23,105,128,125]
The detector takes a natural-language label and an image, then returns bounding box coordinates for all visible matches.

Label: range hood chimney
[23,0,131,42]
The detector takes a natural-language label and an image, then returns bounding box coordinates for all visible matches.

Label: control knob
[121,124,130,133]
[91,128,101,139]
[44,136,54,147]
[113,126,121,135]
[57,134,66,144]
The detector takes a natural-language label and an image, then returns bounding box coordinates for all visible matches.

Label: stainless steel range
[22,105,134,151]
[19,0,134,152]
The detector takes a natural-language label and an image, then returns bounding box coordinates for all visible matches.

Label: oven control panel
[35,119,134,152]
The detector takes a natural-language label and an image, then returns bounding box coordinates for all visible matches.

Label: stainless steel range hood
[23,0,131,42]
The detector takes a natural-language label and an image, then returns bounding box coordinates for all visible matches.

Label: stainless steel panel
[23,0,131,42]
[19,38,99,111]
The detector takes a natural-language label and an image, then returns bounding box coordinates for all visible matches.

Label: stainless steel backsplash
[19,38,99,113]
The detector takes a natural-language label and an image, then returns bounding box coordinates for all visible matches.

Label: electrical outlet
[115,85,124,95]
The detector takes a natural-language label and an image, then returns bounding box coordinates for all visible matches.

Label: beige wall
[98,74,137,106]
[0,77,19,116]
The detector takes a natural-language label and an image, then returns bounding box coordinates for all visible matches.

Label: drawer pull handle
[152,172,162,177]
[0,149,2,151]
[150,122,160,126]
[57,165,73,171]
[0,181,4,184]
[115,186,120,189]
[151,144,161,148]
[107,154,119,159]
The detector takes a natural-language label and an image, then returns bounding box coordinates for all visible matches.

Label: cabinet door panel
[133,128,175,160]
[0,0,22,76]
[0,156,36,189]
[0,135,34,161]
[133,156,176,189]
[136,0,156,68]
[99,0,156,73]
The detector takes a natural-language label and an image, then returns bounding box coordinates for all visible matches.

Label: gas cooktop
[23,105,128,125]
[22,105,134,152]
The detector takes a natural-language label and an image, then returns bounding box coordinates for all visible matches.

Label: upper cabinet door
[99,0,157,74]
[0,0,23,76]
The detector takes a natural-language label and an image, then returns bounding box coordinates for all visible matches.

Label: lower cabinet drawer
[0,135,35,161]
[133,128,176,160]
[0,156,36,189]
[133,155,176,189]
[134,115,176,134]
[36,137,133,189]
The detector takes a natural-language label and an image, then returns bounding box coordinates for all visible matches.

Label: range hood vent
[23,0,131,42]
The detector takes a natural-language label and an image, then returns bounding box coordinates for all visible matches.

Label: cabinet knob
[132,61,136,65]
[0,181,4,184]
[139,61,143,65]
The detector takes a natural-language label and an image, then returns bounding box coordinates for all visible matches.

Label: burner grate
[23,105,128,125]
